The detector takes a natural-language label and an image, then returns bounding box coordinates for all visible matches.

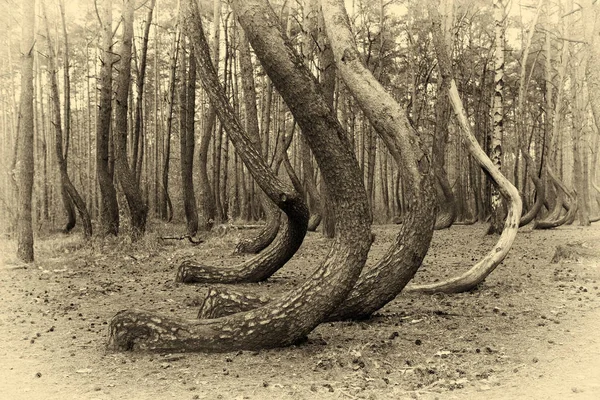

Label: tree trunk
[180,42,199,236]
[43,5,92,239]
[132,0,155,183]
[96,0,119,236]
[108,0,371,353]
[197,0,220,230]
[16,0,35,262]
[487,0,507,235]
[114,0,148,239]
[431,0,456,230]
[175,5,308,284]
[161,26,181,222]
[234,27,280,254]
[406,2,521,293]
[516,0,545,227]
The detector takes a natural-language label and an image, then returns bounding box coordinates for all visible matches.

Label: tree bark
[16,0,35,262]
[96,0,119,236]
[487,0,507,235]
[108,0,371,353]
[114,0,148,239]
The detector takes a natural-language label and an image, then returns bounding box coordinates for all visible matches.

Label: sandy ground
[0,222,599,400]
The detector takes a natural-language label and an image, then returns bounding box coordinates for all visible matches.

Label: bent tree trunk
[234,29,280,254]
[43,8,92,238]
[405,80,522,294]
[518,149,545,227]
[108,0,371,352]
[534,165,577,229]
[175,14,307,284]
[196,0,437,321]
[405,3,522,293]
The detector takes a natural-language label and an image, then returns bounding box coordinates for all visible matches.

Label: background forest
[2,0,598,245]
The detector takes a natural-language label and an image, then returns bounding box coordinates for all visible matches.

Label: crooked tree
[108,0,371,352]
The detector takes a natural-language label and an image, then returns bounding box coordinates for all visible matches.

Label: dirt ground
[1,222,599,400]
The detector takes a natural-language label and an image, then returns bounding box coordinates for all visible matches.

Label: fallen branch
[159,235,204,245]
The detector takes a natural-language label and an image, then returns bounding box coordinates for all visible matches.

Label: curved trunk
[59,182,76,233]
[405,79,522,294]
[108,0,371,352]
[518,150,545,227]
[196,0,436,321]
[401,1,521,294]
[534,166,577,229]
[177,216,304,283]
[234,201,280,254]
[234,29,280,254]
[434,173,457,230]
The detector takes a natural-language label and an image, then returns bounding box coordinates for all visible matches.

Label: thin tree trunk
[132,0,156,182]
[432,0,457,230]
[161,26,181,222]
[406,2,522,293]
[197,0,220,230]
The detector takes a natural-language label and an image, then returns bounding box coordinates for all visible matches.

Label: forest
[1,0,600,398]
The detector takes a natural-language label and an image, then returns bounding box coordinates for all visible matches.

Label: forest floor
[0,221,599,400]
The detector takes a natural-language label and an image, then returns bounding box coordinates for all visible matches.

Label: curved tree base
[534,206,577,229]
[235,197,281,254]
[176,213,307,284]
[109,308,306,353]
[434,208,455,230]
